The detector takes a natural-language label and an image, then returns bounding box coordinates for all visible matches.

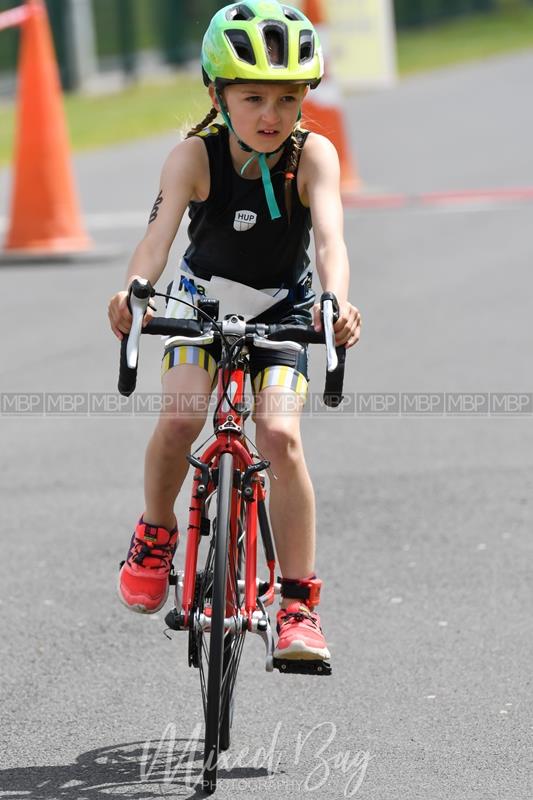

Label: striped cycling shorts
[161,340,309,401]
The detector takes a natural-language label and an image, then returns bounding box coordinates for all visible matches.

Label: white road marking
[1,190,531,237]
[344,187,533,214]
[0,211,148,233]
[344,200,529,216]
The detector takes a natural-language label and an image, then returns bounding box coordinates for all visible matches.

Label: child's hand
[312,301,361,349]
[108,291,131,340]
[108,290,155,341]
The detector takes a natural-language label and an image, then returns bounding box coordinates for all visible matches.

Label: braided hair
[185,106,218,138]
[283,127,304,224]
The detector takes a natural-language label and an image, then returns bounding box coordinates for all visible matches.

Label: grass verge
[397,1,533,74]
[0,75,208,168]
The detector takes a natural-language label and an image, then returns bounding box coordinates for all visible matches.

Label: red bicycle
[118,278,346,794]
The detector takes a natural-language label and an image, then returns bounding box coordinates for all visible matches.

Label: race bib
[165,266,289,323]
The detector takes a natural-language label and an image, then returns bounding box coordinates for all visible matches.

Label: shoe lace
[280,609,318,629]
[130,538,173,570]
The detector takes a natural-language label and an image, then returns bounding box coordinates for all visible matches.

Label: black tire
[219,637,235,752]
[202,452,233,795]
[219,517,245,752]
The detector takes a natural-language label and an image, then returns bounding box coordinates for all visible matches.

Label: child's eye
[281,96,297,103]
[245,96,262,103]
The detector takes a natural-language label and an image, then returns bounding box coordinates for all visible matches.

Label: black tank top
[183,124,312,290]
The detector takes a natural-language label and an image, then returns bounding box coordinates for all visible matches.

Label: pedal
[273,658,332,676]
[165,608,185,631]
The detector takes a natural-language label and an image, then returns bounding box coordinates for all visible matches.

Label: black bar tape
[118,335,137,397]
[143,318,203,337]
[323,345,345,408]
[267,325,324,344]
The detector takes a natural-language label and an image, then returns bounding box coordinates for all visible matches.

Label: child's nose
[261,104,281,125]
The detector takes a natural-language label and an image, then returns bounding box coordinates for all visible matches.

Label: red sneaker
[118,518,178,614]
[274,602,331,661]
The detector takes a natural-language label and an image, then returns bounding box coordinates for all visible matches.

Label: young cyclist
[108,1,361,666]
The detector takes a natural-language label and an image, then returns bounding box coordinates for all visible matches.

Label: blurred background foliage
[0,0,224,78]
[1,0,532,164]
[1,0,533,87]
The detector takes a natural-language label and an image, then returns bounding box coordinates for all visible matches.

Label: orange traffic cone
[303,0,326,24]
[302,0,361,196]
[3,0,93,258]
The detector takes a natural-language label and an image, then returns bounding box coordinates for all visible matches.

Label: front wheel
[219,512,246,752]
[202,452,233,794]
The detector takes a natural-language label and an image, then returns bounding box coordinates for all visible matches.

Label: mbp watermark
[490,393,533,415]
[1,393,44,415]
[140,720,372,797]
[446,393,489,415]
[1,391,532,418]
[401,393,444,415]
[357,393,399,415]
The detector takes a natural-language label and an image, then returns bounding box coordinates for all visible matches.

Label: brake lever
[126,278,153,369]
[321,292,340,372]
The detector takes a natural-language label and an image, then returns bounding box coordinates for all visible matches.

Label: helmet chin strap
[216,89,292,221]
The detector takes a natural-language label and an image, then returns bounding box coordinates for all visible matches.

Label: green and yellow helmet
[201,1,323,89]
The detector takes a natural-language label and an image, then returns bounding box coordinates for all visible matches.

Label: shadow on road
[0,740,272,798]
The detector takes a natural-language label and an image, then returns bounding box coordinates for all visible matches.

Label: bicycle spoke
[219,633,246,733]
[200,668,207,716]
[202,636,210,663]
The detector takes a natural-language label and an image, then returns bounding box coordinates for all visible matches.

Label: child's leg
[253,386,315,603]
[118,361,212,614]
[255,386,330,662]
[143,363,212,529]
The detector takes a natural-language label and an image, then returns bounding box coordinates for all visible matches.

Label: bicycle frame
[179,355,277,646]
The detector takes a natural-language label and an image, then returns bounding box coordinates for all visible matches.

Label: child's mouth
[258,129,279,137]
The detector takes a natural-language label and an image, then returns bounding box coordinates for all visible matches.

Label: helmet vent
[299,30,315,63]
[226,4,254,21]
[225,30,257,65]
[282,6,304,21]
[262,23,288,67]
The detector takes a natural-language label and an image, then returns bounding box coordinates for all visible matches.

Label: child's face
[219,83,307,152]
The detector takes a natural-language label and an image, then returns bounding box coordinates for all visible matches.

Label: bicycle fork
[164,450,280,672]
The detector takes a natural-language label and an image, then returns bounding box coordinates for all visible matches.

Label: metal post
[44,0,71,89]
[65,0,98,91]
[117,0,138,82]
[158,0,188,65]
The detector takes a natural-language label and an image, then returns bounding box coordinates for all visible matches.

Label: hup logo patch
[233,210,257,232]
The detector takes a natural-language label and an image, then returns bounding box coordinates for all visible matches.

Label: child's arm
[301,134,361,349]
[108,137,207,340]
